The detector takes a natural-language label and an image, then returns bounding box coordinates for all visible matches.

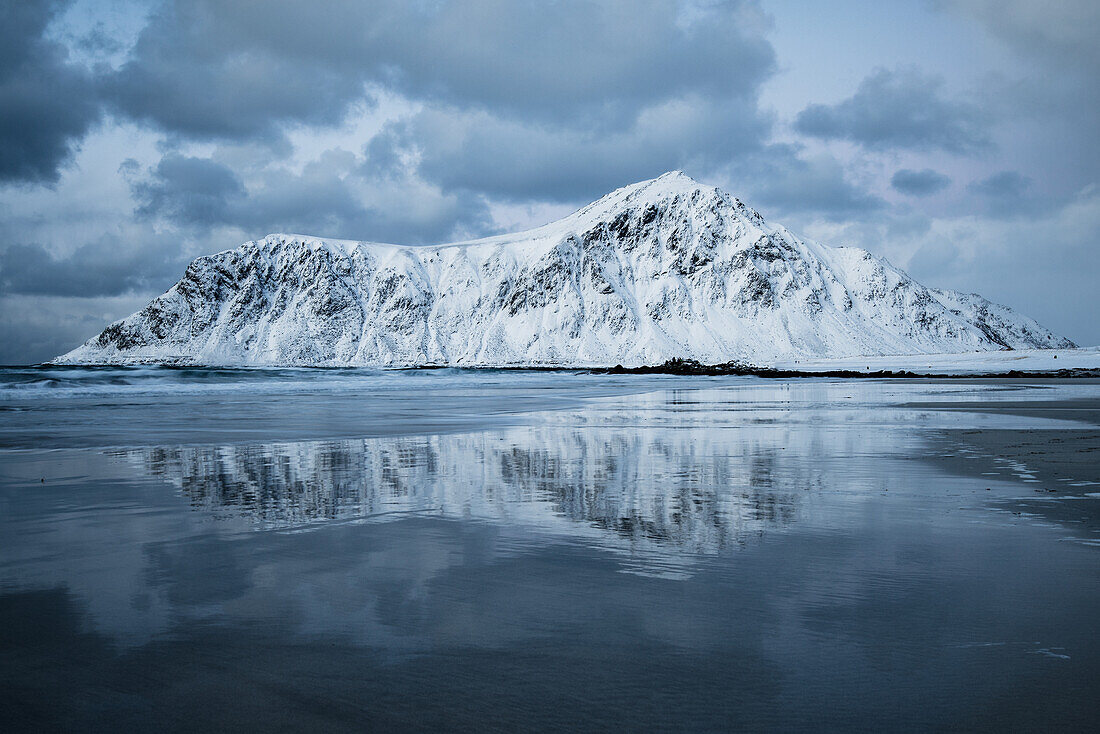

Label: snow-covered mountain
[57,172,1074,366]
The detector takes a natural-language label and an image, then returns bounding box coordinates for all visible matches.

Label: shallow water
[1,368,1098,731]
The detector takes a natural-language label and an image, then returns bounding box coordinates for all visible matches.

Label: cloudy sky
[1,0,1097,363]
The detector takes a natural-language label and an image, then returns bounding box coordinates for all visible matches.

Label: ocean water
[1,367,1098,731]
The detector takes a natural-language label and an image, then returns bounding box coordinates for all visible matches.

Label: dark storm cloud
[362,125,411,179]
[129,151,495,245]
[891,169,951,196]
[0,236,185,297]
[0,0,101,183]
[104,0,775,144]
[129,153,365,232]
[106,7,367,143]
[965,170,1035,217]
[794,68,990,154]
[376,0,774,121]
[742,147,885,220]
[969,170,1030,199]
[131,154,246,225]
[392,96,773,203]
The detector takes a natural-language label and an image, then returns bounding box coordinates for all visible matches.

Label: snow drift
[57,172,1074,366]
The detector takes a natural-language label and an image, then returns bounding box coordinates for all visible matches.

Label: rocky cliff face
[57,172,1074,366]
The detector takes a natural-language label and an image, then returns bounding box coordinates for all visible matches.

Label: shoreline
[27,360,1100,379]
[595,359,1100,379]
[30,345,1100,378]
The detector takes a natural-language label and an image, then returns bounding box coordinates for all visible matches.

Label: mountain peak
[633,170,707,193]
[568,171,721,226]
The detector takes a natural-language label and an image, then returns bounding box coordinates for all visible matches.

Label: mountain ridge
[57,172,1075,366]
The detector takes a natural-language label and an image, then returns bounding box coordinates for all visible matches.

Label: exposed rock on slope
[57,172,1074,366]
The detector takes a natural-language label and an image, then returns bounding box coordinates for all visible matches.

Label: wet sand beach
[912,385,1100,542]
[2,369,1098,731]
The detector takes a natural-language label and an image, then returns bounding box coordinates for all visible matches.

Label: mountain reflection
[119,426,807,559]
